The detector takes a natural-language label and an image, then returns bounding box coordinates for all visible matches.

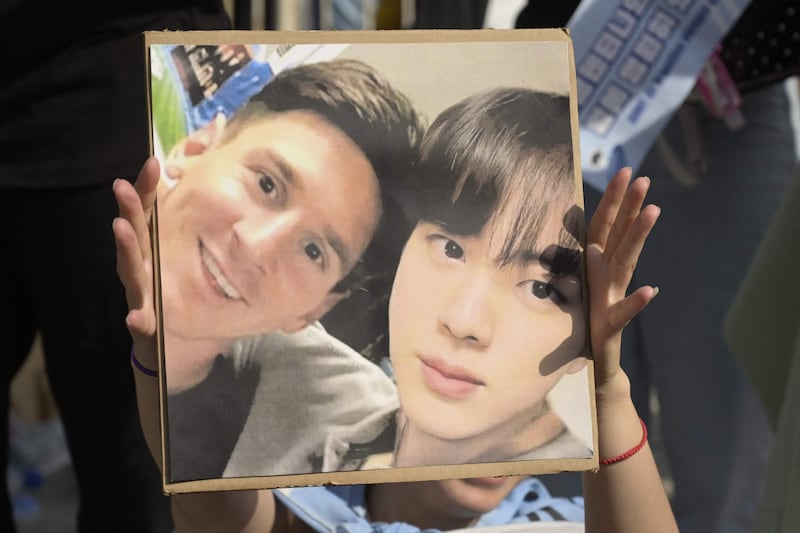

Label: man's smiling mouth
[199,240,244,301]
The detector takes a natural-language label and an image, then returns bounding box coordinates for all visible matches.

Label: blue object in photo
[167,44,275,130]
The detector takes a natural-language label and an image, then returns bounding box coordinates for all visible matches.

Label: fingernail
[652,286,660,298]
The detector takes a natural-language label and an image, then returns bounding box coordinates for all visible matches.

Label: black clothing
[167,355,260,481]
[514,1,578,28]
[0,1,231,188]
[0,2,231,532]
[412,0,489,29]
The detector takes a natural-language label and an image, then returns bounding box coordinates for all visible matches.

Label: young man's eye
[443,239,464,259]
[530,280,565,304]
[531,280,549,299]
[424,229,466,263]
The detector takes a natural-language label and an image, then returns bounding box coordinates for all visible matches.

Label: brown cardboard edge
[564,29,601,475]
[153,205,169,488]
[164,456,596,495]
[145,27,599,493]
[143,27,571,46]
[142,35,172,491]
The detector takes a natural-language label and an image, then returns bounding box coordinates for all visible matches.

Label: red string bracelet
[599,417,648,465]
[130,346,158,378]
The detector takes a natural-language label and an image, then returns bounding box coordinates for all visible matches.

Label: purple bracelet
[130,346,158,377]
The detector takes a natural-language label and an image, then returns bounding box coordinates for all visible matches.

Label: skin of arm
[581,167,679,533]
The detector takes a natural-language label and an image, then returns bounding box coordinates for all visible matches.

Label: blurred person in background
[513,1,800,532]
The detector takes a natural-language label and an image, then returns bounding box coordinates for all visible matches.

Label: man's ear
[565,355,588,374]
[164,113,228,182]
[280,290,351,334]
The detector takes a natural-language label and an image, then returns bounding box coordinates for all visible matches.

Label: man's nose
[437,273,494,347]
[233,211,302,265]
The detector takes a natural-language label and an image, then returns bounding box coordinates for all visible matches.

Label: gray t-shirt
[223,322,399,477]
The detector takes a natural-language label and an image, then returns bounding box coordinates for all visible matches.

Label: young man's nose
[437,274,494,347]
[233,211,302,261]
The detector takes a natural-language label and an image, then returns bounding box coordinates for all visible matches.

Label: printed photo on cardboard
[145,28,597,494]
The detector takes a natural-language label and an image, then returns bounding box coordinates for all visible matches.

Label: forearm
[171,489,278,533]
[582,374,678,533]
[132,348,166,469]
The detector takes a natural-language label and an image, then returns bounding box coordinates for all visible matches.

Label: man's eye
[531,280,550,299]
[530,280,565,303]
[426,232,466,263]
[443,239,464,259]
[259,174,276,195]
[304,243,322,262]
